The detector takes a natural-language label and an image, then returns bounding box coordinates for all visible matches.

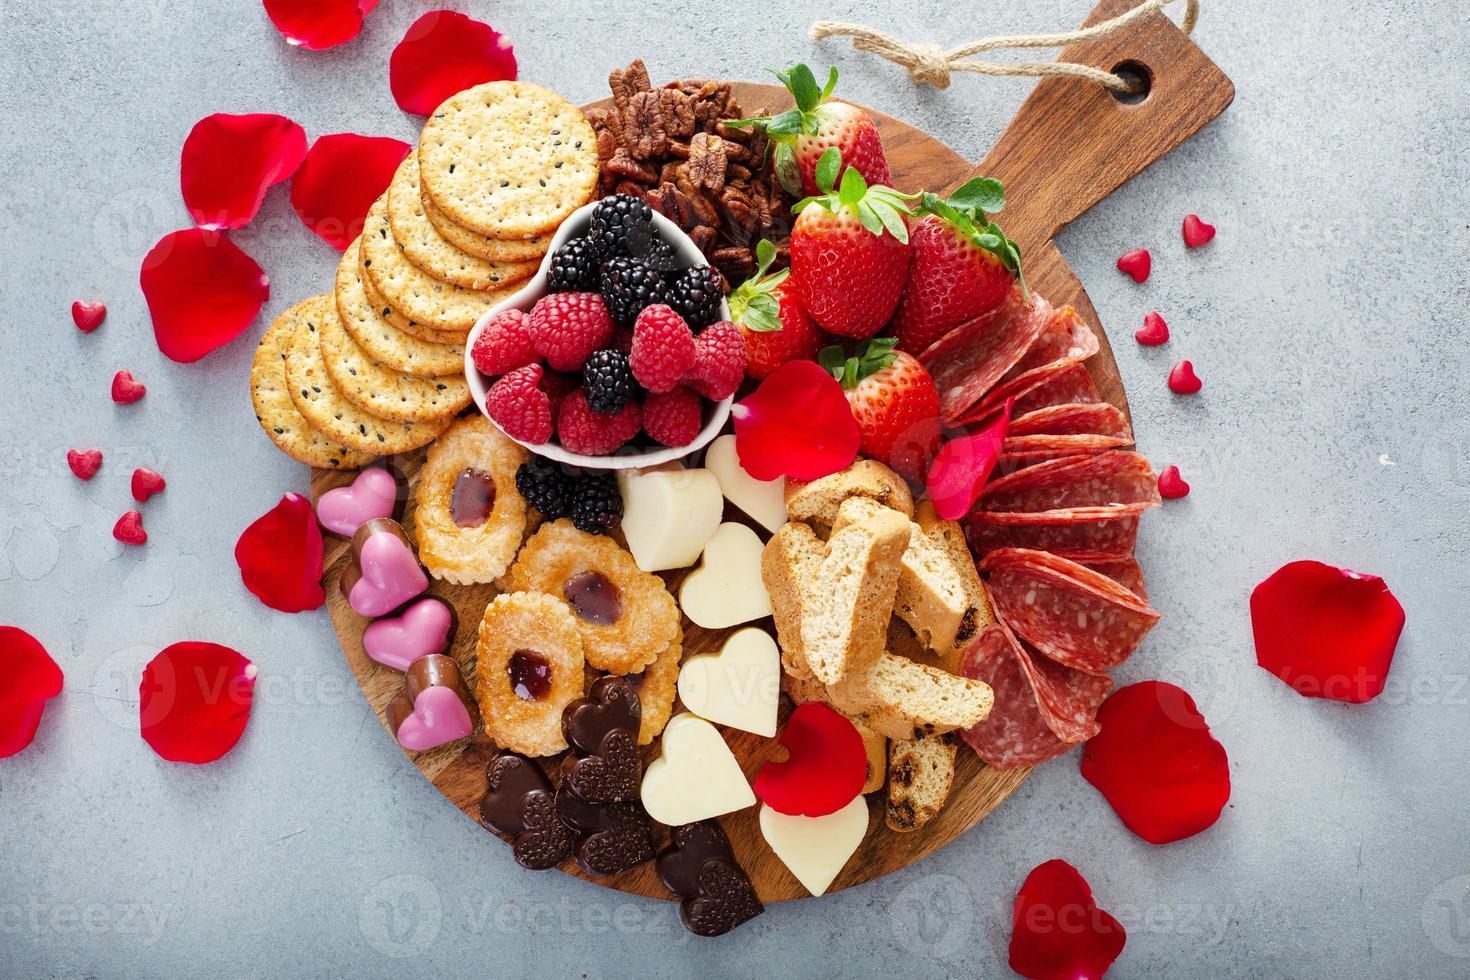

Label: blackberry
[599,256,669,324]
[570,473,623,535]
[547,237,600,292]
[638,236,680,273]
[588,193,654,261]
[582,348,634,415]
[515,458,574,519]
[667,265,724,331]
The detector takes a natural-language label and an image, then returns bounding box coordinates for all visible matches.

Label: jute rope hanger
[810,0,1199,92]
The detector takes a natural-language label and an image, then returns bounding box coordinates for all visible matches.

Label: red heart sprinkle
[390,10,518,116]
[753,701,868,817]
[113,510,147,546]
[1135,311,1169,346]
[181,112,308,230]
[140,228,270,362]
[1116,248,1151,283]
[71,300,107,333]
[0,627,64,759]
[1157,464,1190,499]
[111,370,147,404]
[290,133,413,251]
[1008,859,1127,980]
[67,448,103,481]
[1167,359,1202,394]
[140,642,256,764]
[235,492,326,613]
[1182,213,1216,248]
[262,0,378,51]
[132,468,167,502]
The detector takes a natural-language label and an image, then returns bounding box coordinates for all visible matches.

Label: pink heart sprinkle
[67,448,103,481]
[317,467,397,536]
[1158,464,1191,499]
[348,531,428,618]
[72,300,107,333]
[1135,311,1169,346]
[395,685,472,751]
[1117,248,1151,283]
[364,598,452,671]
[1182,214,1216,248]
[111,370,147,404]
[1167,359,1202,395]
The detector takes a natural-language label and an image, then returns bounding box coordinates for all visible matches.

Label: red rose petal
[1182,213,1216,248]
[139,642,256,764]
[113,510,147,546]
[140,229,270,362]
[1167,359,1202,394]
[181,112,307,230]
[1134,311,1169,346]
[731,360,860,481]
[1250,560,1405,703]
[1009,859,1126,980]
[389,10,518,115]
[110,370,146,404]
[235,492,325,613]
[753,702,867,817]
[290,133,412,251]
[261,0,377,50]
[0,627,64,758]
[1080,681,1230,844]
[1116,248,1150,283]
[1156,464,1189,499]
[67,448,102,481]
[926,397,1013,521]
[72,300,106,333]
[132,468,167,502]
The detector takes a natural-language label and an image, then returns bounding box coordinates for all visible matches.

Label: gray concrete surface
[2,1,1467,977]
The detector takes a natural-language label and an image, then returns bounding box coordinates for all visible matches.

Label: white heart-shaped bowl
[463,202,732,470]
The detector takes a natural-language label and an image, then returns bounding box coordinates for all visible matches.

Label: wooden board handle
[959,0,1234,253]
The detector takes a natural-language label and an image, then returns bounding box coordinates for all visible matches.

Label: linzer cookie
[558,676,641,803]
[421,192,551,263]
[317,298,469,423]
[480,753,573,871]
[412,416,529,585]
[475,592,585,757]
[339,518,429,618]
[250,297,374,469]
[418,81,599,240]
[386,653,475,752]
[657,821,764,937]
[334,240,466,378]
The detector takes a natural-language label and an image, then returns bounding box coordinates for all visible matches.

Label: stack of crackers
[251,81,601,467]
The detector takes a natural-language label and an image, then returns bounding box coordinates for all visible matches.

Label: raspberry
[538,369,578,418]
[683,320,745,400]
[557,389,641,456]
[516,457,575,519]
[629,304,695,393]
[642,386,704,448]
[570,473,623,534]
[485,364,553,443]
[582,349,633,414]
[471,308,537,376]
[528,292,614,371]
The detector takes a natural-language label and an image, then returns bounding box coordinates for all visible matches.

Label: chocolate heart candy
[512,792,574,871]
[577,807,655,877]
[680,859,764,937]
[559,728,640,803]
[561,675,641,755]
[657,820,735,897]
[340,517,428,617]
[479,753,573,870]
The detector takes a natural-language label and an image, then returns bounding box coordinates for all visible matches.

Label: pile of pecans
[585,60,795,284]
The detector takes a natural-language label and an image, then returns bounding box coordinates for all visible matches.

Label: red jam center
[508,650,552,702]
[563,571,621,625]
[450,469,496,528]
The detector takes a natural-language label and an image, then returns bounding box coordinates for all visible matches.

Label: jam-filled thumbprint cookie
[413,415,530,584]
[475,592,585,757]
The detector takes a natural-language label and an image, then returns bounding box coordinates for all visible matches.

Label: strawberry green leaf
[775,143,801,197]
[837,163,867,206]
[815,147,843,194]
[765,109,805,139]
[948,176,1005,215]
[817,344,847,376]
[855,200,884,236]
[819,66,839,102]
[873,200,910,243]
[743,294,783,333]
[783,64,822,113]
[755,238,777,274]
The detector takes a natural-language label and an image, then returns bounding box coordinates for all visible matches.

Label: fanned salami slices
[1000,433,1135,466]
[980,548,1160,674]
[1086,557,1148,603]
[967,514,1141,562]
[919,288,1049,421]
[959,621,1112,769]
[1009,402,1130,439]
[960,306,1099,423]
[1011,363,1099,415]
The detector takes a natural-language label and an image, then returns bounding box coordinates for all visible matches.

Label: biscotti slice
[798,508,910,684]
[886,732,958,832]
[782,674,887,793]
[762,522,828,679]
[915,500,993,667]
[785,459,915,527]
[830,653,994,740]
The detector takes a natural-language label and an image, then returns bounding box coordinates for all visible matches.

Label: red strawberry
[823,339,940,483]
[733,64,891,198]
[728,239,821,379]
[789,149,912,339]
[893,179,1021,354]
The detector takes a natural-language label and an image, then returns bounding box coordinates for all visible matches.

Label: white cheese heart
[758,796,870,897]
[616,465,723,571]
[679,522,772,629]
[640,713,755,826]
[677,628,780,737]
[705,434,786,533]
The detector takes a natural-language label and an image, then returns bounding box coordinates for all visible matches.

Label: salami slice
[1087,557,1148,603]
[920,288,1051,422]
[1011,363,1099,416]
[958,621,1112,769]
[980,548,1160,673]
[977,451,1160,517]
[1000,433,1135,466]
[959,306,1099,423]
[1009,403,1131,439]
[966,515,1141,562]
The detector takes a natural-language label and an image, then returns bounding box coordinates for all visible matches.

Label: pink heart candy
[364,598,452,671]
[395,686,473,751]
[317,468,397,536]
[348,532,428,618]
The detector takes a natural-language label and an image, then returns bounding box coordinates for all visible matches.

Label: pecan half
[686,132,727,193]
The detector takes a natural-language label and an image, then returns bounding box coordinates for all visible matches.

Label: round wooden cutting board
[311,11,1232,903]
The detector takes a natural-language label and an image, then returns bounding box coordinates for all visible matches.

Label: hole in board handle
[1109,60,1153,105]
